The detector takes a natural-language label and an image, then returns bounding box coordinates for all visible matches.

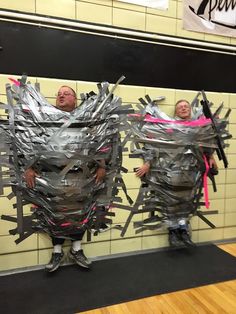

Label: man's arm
[95,159,106,184]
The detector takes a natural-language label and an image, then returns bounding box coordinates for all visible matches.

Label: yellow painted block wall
[0,1,236,271]
[0,73,236,271]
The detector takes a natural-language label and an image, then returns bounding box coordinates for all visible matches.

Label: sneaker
[45,252,64,272]
[99,223,109,233]
[91,223,109,234]
[180,230,196,248]
[69,249,91,268]
[168,229,183,247]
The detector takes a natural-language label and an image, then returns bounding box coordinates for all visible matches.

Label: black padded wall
[0,20,235,92]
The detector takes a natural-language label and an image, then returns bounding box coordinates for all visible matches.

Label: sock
[53,244,62,254]
[72,240,81,252]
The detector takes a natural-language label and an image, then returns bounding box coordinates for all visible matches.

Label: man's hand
[135,162,150,177]
[24,168,38,188]
[95,167,106,184]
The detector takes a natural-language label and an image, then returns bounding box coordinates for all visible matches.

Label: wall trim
[0,9,236,55]
[1,238,235,276]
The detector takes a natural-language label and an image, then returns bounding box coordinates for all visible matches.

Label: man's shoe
[91,223,109,234]
[180,230,196,247]
[45,252,64,272]
[69,249,91,268]
[99,223,109,233]
[168,229,183,247]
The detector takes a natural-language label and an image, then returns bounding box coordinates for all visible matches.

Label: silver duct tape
[0,75,132,242]
[123,91,232,235]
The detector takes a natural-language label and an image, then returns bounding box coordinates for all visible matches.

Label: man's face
[56,86,76,112]
[175,101,191,120]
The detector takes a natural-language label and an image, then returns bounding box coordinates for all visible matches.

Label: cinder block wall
[0,0,235,271]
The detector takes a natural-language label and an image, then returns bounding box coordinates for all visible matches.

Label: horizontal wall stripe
[0,20,236,92]
[0,9,236,53]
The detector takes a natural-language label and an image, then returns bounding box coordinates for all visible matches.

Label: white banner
[118,0,168,10]
[183,0,236,38]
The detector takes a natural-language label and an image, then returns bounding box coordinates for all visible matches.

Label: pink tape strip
[48,219,56,226]
[60,222,72,227]
[203,154,210,209]
[8,78,20,86]
[99,145,111,152]
[129,114,211,127]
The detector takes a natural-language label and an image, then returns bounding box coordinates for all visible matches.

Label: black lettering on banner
[189,0,236,28]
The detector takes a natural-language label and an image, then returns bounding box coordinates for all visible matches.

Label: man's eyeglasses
[56,92,75,97]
